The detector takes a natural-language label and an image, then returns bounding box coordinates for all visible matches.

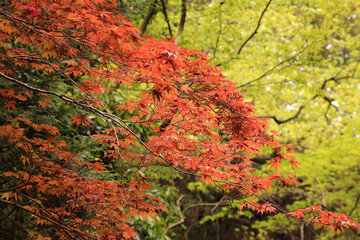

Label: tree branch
[177,0,187,38]
[237,42,316,89]
[160,0,173,38]
[163,195,229,237]
[163,194,185,236]
[15,190,60,223]
[236,0,272,55]
[182,199,229,214]
[0,198,90,239]
[213,3,223,59]
[256,74,357,125]
[349,193,360,217]
[0,184,30,193]
[140,0,158,34]
[0,208,28,234]
[251,154,276,164]
[258,106,305,124]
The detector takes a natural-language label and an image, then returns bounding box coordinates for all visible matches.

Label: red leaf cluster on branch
[289,206,360,237]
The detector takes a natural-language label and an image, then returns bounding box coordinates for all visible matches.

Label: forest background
[0,0,359,240]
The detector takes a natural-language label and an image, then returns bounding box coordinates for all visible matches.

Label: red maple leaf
[70,114,94,127]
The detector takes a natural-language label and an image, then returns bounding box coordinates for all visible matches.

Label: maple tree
[0,0,359,239]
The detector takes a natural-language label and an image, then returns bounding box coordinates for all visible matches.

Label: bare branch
[184,225,192,240]
[251,154,275,164]
[160,0,173,38]
[213,3,223,59]
[236,0,272,55]
[0,208,28,234]
[182,199,229,213]
[300,221,305,240]
[349,193,360,217]
[258,106,305,124]
[164,194,185,236]
[237,42,316,89]
[245,80,294,87]
[211,195,227,212]
[177,0,187,38]
[256,75,357,125]
[163,195,229,237]
[140,0,158,34]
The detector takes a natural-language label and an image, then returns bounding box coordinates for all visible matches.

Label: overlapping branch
[163,195,229,237]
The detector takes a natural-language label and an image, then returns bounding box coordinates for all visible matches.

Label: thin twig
[237,41,317,88]
[349,193,360,216]
[182,200,229,213]
[213,4,222,59]
[236,0,272,55]
[163,195,229,237]
[256,74,357,125]
[163,194,185,236]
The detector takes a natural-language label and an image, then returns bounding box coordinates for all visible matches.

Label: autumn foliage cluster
[0,0,359,239]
